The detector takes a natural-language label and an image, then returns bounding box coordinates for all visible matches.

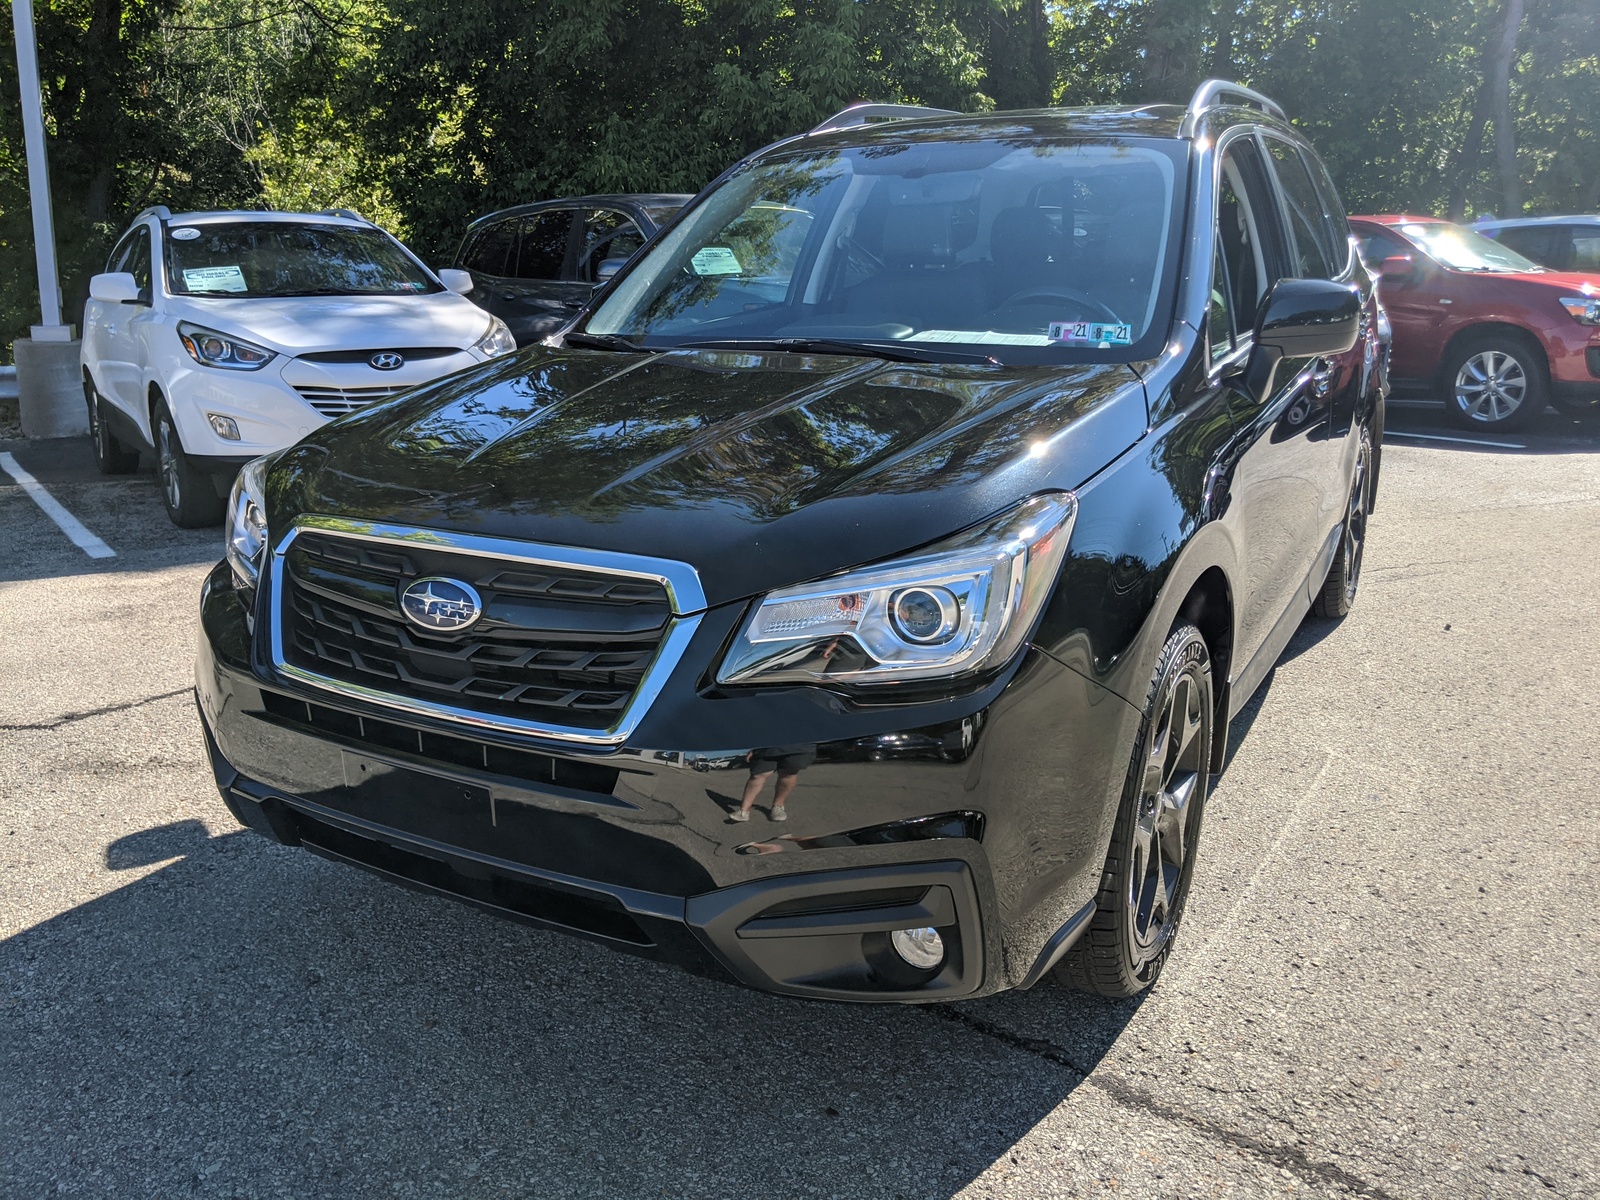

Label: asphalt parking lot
[3,398,1598,1199]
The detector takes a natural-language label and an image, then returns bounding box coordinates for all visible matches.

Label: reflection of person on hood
[728,745,816,822]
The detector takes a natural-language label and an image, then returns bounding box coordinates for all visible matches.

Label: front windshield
[584,138,1183,362]
[1400,222,1541,273]
[164,222,442,298]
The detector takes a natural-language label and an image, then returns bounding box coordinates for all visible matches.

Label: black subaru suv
[198,83,1383,1003]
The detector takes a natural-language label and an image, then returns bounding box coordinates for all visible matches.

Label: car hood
[272,347,1148,608]
[174,291,493,354]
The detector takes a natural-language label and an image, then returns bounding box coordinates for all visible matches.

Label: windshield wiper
[562,331,654,352]
[672,337,991,364]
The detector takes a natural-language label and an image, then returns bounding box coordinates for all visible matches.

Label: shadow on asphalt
[4,816,1144,1198]
[1386,396,1600,453]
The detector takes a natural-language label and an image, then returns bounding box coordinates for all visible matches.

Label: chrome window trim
[267,516,707,747]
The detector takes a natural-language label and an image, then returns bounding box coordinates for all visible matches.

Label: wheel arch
[1436,321,1550,390]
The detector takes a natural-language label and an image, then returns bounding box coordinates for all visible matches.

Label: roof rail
[1178,79,1285,137]
[134,205,173,224]
[320,208,368,223]
[808,102,960,137]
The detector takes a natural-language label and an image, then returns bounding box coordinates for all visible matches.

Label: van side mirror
[438,268,474,295]
[595,257,630,284]
[1379,255,1414,283]
[90,272,142,304]
[1235,278,1361,403]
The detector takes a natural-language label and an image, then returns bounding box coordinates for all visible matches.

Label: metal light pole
[10,0,85,437]
[11,0,69,339]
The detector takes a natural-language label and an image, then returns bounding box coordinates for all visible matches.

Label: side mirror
[438,268,474,295]
[90,272,141,304]
[1236,278,1361,402]
[1379,255,1414,283]
[595,257,630,284]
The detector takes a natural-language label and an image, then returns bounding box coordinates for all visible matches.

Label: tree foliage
[3,0,1597,358]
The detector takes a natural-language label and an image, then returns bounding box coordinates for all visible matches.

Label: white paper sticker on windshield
[170,226,202,241]
[1049,320,1132,346]
[691,246,742,276]
[182,265,248,293]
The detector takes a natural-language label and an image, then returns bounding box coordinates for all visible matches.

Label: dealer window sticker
[690,246,742,276]
[182,265,248,293]
[1048,320,1133,346]
[170,227,203,241]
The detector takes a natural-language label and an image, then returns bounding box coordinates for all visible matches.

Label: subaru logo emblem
[370,351,405,371]
[400,577,482,632]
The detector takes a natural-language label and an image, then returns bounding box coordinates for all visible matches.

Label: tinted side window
[513,211,576,281]
[1263,137,1335,279]
[1492,226,1555,265]
[1214,136,1274,354]
[1354,228,1410,269]
[462,221,517,276]
[1297,145,1351,276]
[576,209,645,283]
[1569,227,1600,272]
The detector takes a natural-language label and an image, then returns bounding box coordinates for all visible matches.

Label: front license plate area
[325,751,494,843]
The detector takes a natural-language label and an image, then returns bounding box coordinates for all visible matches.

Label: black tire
[1442,334,1547,433]
[85,383,140,475]
[153,398,225,528]
[1059,623,1213,998]
[1312,424,1373,619]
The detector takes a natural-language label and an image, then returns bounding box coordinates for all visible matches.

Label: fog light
[207,413,241,441]
[890,926,944,970]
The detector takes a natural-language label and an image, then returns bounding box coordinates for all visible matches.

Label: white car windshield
[1400,222,1541,274]
[165,222,441,298]
[584,138,1183,362]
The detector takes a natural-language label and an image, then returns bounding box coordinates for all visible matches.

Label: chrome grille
[294,384,412,417]
[270,524,698,740]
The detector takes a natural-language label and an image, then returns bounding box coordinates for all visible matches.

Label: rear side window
[513,210,575,280]
[1491,225,1556,266]
[1263,136,1336,280]
[462,220,517,276]
[1569,228,1600,272]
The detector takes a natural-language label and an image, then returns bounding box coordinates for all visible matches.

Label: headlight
[1558,295,1600,325]
[716,493,1077,687]
[177,321,276,370]
[473,316,517,357]
[226,455,272,588]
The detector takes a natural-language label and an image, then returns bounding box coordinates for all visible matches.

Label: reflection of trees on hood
[301,350,1135,527]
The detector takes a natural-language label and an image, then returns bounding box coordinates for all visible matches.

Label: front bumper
[197,561,1137,1002]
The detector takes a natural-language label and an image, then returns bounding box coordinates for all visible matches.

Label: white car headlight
[178,321,276,371]
[473,316,518,357]
[226,455,272,588]
[716,493,1077,687]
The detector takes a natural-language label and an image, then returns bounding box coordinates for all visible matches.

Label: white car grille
[294,384,412,417]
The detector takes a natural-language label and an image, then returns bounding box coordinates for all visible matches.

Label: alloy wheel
[1342,432,1373,604]
[1455,349,1528,423]
[1126,667,1206,973]
[158,419,181,510]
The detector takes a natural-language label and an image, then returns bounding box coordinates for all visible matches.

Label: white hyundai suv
[81,207,516,526]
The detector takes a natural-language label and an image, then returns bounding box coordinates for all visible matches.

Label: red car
[1349,215,1600,431]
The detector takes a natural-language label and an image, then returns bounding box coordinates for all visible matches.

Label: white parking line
[1385,430,1525,451]
[0,451,116,559]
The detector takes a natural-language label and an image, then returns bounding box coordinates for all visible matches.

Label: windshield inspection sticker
[691,246,742,276]
[1049,320,1133,346]
[182,265,248,293]
[170,226,203,241]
